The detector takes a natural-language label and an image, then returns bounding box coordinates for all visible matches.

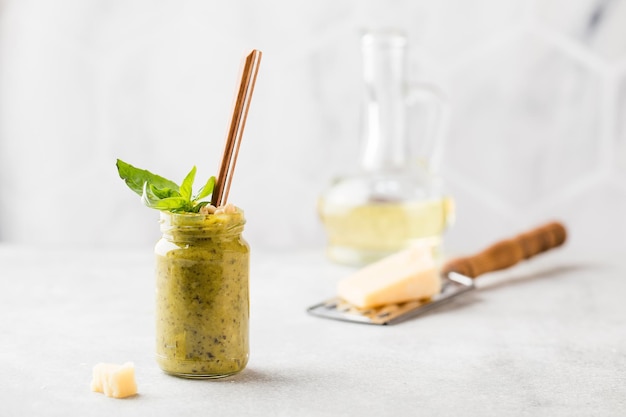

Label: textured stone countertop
[1,243,624,416]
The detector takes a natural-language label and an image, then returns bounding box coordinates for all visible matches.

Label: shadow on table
[477,262,604,294]
[210,368,296,385]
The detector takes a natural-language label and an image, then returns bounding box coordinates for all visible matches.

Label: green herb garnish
[116,159,216,213]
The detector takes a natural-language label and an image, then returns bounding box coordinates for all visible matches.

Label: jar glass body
[154,210,249,379]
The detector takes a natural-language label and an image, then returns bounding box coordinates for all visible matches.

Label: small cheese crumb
[214,203,237,215]
[337,245,441,308]
[91,362,137,399]
[199,204,217,215]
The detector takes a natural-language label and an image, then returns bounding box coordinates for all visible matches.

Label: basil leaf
[116,159,179,197]
[191,201,210,213]
[117,159,218,213]
[150,186,181,199]
[179,166,196,201]
[150,198,190,210]
[142,183,189,210]
[193,176,216,202]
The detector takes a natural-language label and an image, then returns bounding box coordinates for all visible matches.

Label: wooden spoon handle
[211,49,262,208]
[441,222,567,279]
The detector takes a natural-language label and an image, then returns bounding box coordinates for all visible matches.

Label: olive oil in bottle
[319,197,454,265]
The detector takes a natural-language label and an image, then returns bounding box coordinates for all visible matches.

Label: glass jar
[318,29,454,266]
[154,209,249,379]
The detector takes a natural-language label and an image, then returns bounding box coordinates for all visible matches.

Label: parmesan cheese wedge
[337,245,440,308]
[91,362,137,399]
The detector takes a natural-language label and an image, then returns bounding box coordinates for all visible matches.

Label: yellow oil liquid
[319,197,455,266]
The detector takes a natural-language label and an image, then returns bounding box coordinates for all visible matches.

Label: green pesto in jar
[155,210,249,378]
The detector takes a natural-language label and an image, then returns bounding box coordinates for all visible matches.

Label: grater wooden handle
[441,221,567,279]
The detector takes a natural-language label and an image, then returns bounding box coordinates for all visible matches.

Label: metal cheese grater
[307,222,567,325]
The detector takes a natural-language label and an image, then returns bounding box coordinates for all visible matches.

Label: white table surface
[1,243,625,416]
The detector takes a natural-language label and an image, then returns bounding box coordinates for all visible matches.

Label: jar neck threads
[159,211,245,241]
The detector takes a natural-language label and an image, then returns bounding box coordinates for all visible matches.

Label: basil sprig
[116,159,216,213]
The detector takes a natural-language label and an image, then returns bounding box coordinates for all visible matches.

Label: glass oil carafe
[318,29,454,266]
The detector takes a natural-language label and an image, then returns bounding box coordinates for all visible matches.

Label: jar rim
[159,209,246,236]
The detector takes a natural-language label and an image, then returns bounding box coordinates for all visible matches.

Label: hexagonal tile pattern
[348,0,528,66]
[536,0,626,63]
[443,32,604,213]
[1,0,624,252]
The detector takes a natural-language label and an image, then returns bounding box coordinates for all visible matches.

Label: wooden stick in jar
[211,49,262,208]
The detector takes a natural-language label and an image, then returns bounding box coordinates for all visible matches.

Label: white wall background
[1,0,625,255]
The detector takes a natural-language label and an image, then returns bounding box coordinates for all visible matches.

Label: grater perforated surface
[307,272,475,325]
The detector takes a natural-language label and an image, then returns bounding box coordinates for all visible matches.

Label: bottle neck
[360,30,409,173]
